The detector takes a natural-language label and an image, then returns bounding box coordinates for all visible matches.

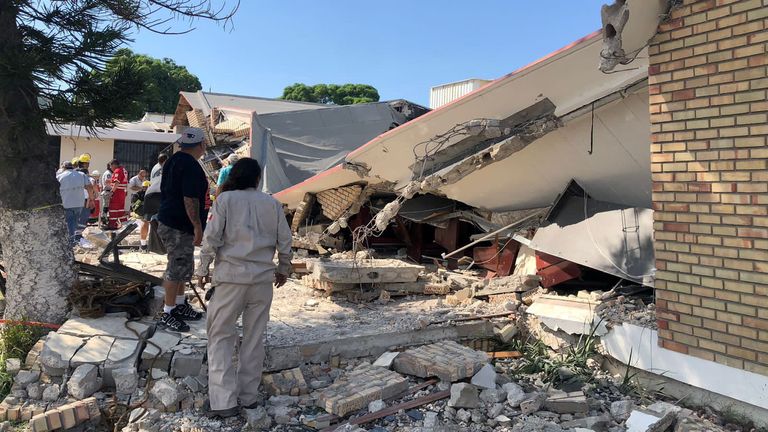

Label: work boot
[203,400,239,419]
[158,312,189,332]
[171,303,203,321]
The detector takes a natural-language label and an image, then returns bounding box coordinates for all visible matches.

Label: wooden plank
[489,351,522,359]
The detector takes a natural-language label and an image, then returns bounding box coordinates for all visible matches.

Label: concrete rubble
[0,228,750,432]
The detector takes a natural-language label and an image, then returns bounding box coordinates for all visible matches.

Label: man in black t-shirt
[156,127,209,332]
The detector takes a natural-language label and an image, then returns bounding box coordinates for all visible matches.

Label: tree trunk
[0,3,76,323]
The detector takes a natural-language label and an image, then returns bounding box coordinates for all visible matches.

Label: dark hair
[220,158,261,193]
[109,159,120,166]
[106,163,112,172]
[158,153,168,164]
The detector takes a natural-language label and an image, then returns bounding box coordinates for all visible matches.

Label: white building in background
[429,78,492,109]
[49,113,179,176]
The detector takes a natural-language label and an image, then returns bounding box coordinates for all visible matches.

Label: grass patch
[0,322,50,398]
[509,326,599,385]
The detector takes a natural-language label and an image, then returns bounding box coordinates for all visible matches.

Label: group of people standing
[58,129,291,418]
[57,154,166,247]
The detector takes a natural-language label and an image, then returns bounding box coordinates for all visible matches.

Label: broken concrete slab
[392,340,488,382]
[67,364,101,400]
[70,336,114,367]
[102,338,142,387]
[141,330,180,372]
[40,333,86,376]
[502,382,526,407]
[150,378,183,409]
[626,409,677,432]
[265,321,494,372]
[448,383,480,409]
[372,352,399,369]
[316,364,408,417]
[306,259,424,284]
[526,295,608,336]
[57,316,151,340]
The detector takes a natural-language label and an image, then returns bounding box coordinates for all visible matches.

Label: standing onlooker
[196,158,292,418]
[107,159,128,230]
[141,153,168,250]
[75,154,95,245]
[89,170,101,223]
[100,163,113,229]
[57,163,93,246]
[214,154,238,197]
[127,169,148,215]
[156,128,208,332]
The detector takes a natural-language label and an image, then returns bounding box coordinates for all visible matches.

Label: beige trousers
[206,281,273,410]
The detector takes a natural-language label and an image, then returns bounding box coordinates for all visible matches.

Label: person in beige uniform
[195,157,292,418]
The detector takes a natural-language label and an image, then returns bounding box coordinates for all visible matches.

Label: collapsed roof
[274,30,654,213]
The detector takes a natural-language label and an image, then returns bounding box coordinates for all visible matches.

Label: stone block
[5,358,21,376]
[372,352,399,369]
[112,368,138,395]
[70,336,114,367]
[15,370,40,386]
[57,316,151,340]
[26,339,46,369]
[150,378,183,409]
[68,364,101,400]
[170,351,204,378]
[392,340,488,382]
[262,367,309,396]
[448,383,480,408]
[316,364,408,417]
[470,363,497,389]
[544,391,589,414]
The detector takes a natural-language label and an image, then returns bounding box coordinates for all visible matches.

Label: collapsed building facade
[4,1,766,431]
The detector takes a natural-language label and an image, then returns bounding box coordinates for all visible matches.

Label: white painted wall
[602,323,768,410]
[58,135,115,174]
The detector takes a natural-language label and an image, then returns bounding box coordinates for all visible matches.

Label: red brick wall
[649,0,768,375]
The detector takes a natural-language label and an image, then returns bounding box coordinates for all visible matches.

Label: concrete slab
[307,259,424,284]
[264,321,494,372]
[393,340,489,382]
[71,336,114,367]
[40,334,86,376]
[101,338,142,387]
[57,317,151,340]
[526,295,608,336]
[317,364,408,416]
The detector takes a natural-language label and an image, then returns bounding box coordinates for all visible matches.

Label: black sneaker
[203,400,239,419]
[171,303,203,321]
[158,312,190,332]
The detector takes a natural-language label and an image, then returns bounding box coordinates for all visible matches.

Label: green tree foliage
[94,49,202,120]
[281,83,380,105]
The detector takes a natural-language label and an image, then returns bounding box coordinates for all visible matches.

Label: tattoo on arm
[183,197,201,226]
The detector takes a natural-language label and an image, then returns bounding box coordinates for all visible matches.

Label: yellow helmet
[142,180,151,187]
[71,157,79,165]
[79,154,91,163]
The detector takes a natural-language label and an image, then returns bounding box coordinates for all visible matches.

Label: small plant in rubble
[509,325,600,385]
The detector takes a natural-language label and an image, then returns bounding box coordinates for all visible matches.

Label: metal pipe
[440,210,544,260]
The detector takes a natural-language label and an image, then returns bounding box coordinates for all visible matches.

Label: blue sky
[129,1,607,106]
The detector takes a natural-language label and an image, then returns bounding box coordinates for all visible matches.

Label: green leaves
[281,83,380,105]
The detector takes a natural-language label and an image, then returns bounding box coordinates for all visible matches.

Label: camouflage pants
[158,223,195,282]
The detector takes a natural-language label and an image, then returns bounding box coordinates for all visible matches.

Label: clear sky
[129,1,607,107]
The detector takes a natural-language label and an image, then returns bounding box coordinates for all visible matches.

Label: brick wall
[649,0,768,375]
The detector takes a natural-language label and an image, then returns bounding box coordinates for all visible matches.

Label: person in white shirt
[57,163,94,246]
[195,157,292,419]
